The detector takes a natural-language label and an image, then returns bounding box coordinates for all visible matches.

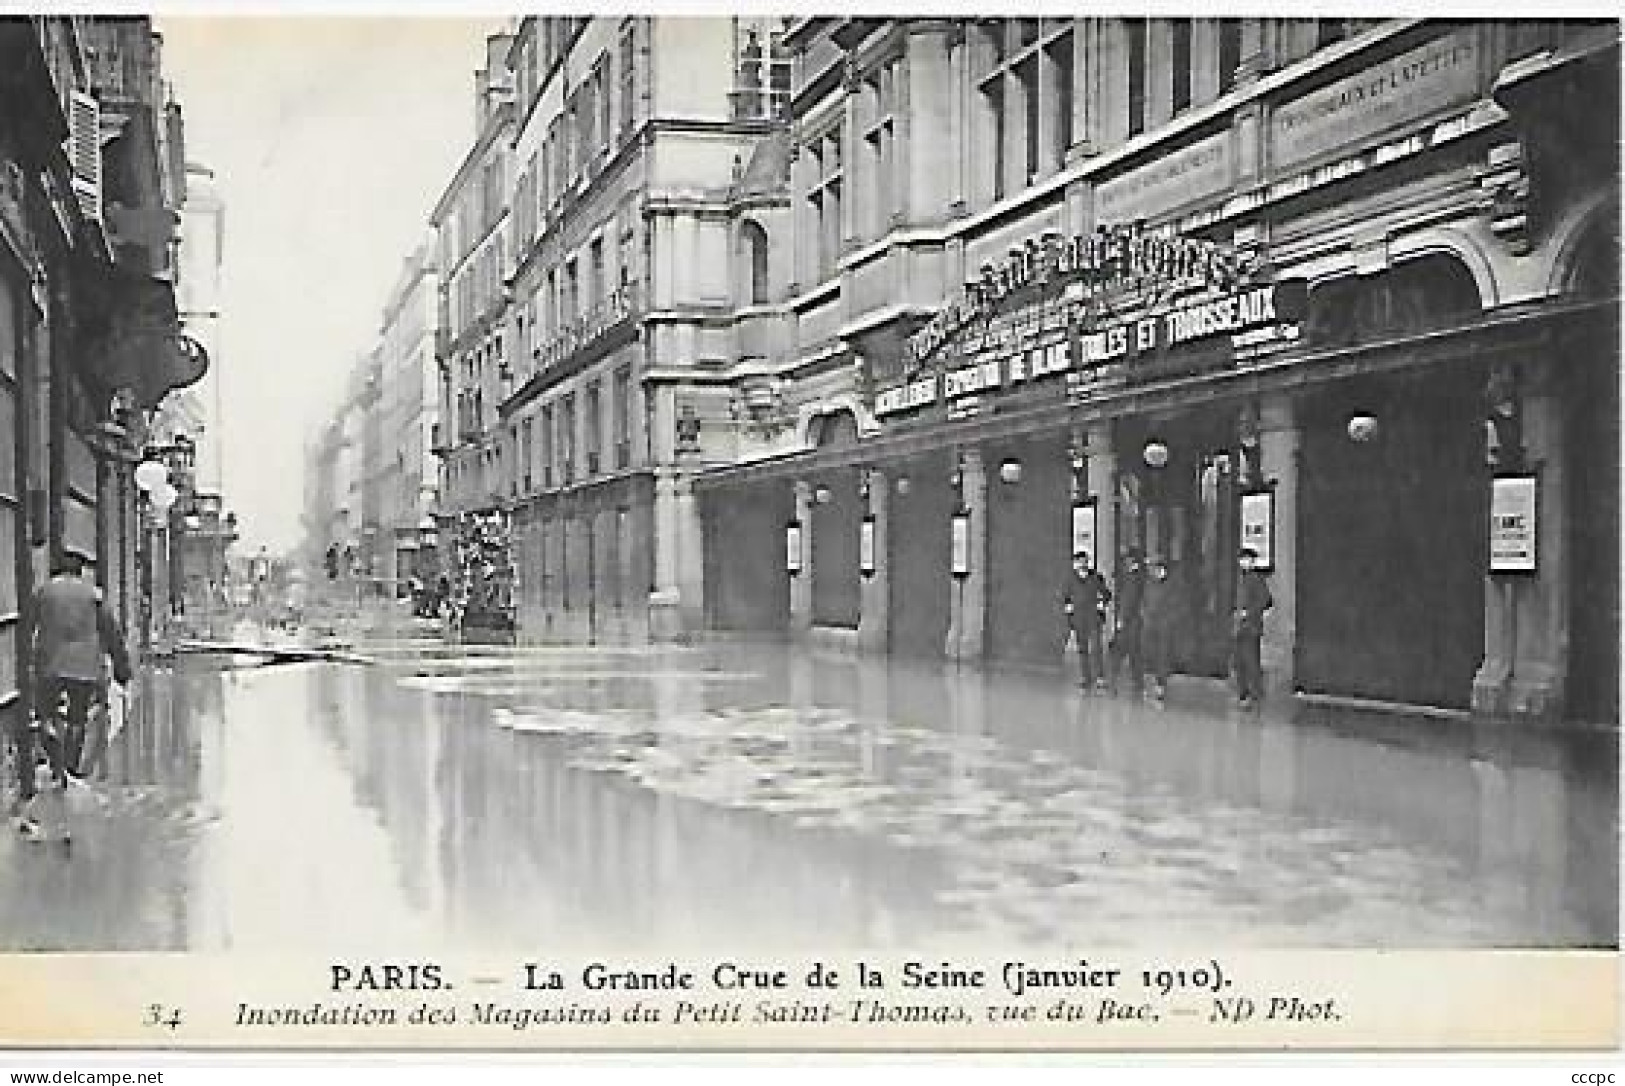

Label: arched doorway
[1296,255,1488,708]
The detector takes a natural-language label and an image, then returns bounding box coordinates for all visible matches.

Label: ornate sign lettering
[906,222,1252,369]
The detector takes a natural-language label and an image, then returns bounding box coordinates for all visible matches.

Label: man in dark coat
[1141,555,1178,702]
[1061,552,1112,690]
[14,554,133,842]
[1233,547,1274,708]
[1110,547,1145,691]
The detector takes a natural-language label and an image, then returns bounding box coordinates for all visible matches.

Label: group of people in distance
[1062,546,1272,708]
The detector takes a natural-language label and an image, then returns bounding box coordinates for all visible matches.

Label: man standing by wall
[1062,553,1112,691]
[1234,547,1273,709]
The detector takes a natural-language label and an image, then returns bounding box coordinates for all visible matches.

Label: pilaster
[1257,394,1300,697]
[789,479,813,636]
[856,469,889,652]
[945,449,987,661]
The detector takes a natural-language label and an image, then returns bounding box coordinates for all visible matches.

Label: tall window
[596,58,612,158]
[1171,20,1192,115]
[806,131,842,280]
[564,258,579,324]
[1047,33,1073,162]
[613,366,631,468]
[975,20,1075,200]
[619,21,637,136]
[561,394,577,482]
[1218,19,1242,94]
[521,417,534,491]
[540,403,555,487]
[1126,19,1148,137]
[584,381,602,475]
[508,423,520,496]
[862,60,899,236]
[589,237,605,314]
[740,220,769,304]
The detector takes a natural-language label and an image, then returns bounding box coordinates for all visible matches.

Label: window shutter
[69,90,103,223]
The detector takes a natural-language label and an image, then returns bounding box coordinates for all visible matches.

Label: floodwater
[0,637,1615,951]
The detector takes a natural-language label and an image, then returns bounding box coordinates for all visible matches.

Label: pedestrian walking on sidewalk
[1233,547,1273,709]
[1141,556,1178,703]
[1110,547,1146,692]
[1061,552,1112,690]
[12,555,133,843]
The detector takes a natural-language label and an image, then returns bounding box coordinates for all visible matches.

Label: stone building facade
[689,17,1619,726]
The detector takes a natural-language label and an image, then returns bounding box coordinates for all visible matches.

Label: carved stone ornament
[1480,140,1532,256]
[674,401,703,454]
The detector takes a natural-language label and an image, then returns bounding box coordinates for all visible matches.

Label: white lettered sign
[1240,489,1275,572]
[1071,501,1097,562]
[1490,475,1537,573]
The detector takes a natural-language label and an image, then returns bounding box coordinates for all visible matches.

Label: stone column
[649,467,682,641]
[673,472,704,638]
[856,470,889,653]
[1257,394,1300,697]
[1474,371,1568,721]
[945,450,987,661]
[789,479,813,637]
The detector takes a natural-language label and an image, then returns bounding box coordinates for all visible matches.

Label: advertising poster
[1490,475,1538,573]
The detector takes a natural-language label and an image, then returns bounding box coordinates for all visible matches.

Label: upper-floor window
[589,237,606,313]
[1171,20,1193,115]
[740,220,769,305]
[520,416,534,491]
[612,366,631,468]
[974,19,1075,200]
[1126,19,1148,137]
[596,58,612,158]
[540,402,554,487]
[1315,18,1351,49]
[619,22,638,136]
[861,57,901,237]
[561,393,577,480]
[1219,19,1243,94]
[805,129,842,281]
[584,381,602,474]
[732,19,793,120]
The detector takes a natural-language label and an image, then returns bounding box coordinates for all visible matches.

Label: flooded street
[0,638,1615,952]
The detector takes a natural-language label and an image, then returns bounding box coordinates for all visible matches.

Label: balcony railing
[535,282,642,373]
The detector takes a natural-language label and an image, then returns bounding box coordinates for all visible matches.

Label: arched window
[740,220,769,305]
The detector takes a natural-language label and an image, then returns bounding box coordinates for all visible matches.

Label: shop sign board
[1096,131,1232,225]
[859,515,876,577]
[906,223,1250,368]
[1270,28,1480,171]
[1490,475,1537,573]
[1240,489,1275,572]
[875,281,1306,419]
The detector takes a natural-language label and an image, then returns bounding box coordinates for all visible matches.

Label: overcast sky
[157,16,495,552]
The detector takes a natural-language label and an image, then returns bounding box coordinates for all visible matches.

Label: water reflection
[0,641,1613,951]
